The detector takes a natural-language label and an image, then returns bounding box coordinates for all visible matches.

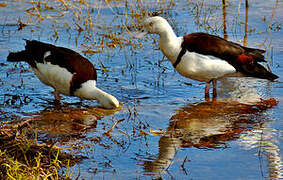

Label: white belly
[175,51,236,82]
[32,63,73,95]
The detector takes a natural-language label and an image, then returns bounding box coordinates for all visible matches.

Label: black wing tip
[269,74,279,81]
[255,48,266,54]
[264,70,279,81]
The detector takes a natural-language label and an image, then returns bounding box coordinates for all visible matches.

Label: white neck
[74,80,119,109]
[158,24,181,64]
[159,23,177,42]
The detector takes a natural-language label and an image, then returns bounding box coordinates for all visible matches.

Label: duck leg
[212,79,217,99]
[53,90,61,102]
[205,82,210,100]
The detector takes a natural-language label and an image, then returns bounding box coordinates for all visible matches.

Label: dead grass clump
[0,119,81,180]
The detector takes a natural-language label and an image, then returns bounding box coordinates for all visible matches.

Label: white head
[96,92,120,109]
[142,16,172,35]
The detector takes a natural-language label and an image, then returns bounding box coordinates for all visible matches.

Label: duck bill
[128,30,147,39]
[134,31,147,39]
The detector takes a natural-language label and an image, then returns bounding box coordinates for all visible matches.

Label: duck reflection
[142,98,278,175]
[28,105,119,141]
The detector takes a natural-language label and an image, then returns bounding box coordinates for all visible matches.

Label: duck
[7,40,119,109]
[140,16,279,99]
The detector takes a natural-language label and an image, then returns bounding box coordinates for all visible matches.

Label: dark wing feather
[25,40,96,77]
[8,40,98,94]
[180,33,278,80]
[182,33,265,63]
[46,47,97,94]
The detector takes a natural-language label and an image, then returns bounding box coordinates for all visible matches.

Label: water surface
[0,0,282,179]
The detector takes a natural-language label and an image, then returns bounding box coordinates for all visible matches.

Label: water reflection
[142,97,278,177]
[26,106,119,141]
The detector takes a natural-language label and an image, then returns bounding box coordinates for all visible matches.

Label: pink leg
[205,82,210,100]
[212,79,217,98]
[53,90,61,102]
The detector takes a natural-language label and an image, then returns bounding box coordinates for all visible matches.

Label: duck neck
[75,81,119,109]
[159,25,177,45]
[158,26,180,64]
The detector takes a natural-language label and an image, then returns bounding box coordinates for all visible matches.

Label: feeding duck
[7,40,119,109]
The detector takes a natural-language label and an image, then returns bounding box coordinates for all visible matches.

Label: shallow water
[0,0,283,179]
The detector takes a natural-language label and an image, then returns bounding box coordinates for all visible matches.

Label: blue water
[0,0,282,179]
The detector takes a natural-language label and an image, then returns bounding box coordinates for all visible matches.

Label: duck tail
[248,63,279,81]
[7,50,29,62]
[7,39,39,66]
